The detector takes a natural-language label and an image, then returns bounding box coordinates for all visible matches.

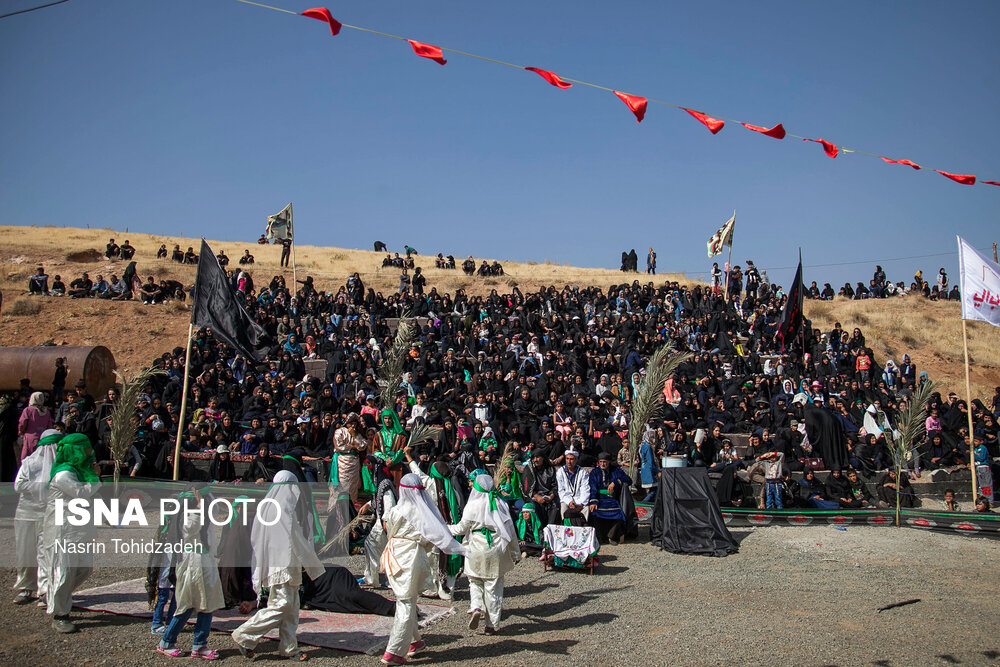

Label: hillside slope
[1,225,997,401]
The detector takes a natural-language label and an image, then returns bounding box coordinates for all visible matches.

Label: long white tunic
[174,513,225,614]
[380,505,433,599]
[555,466,590,507]
[449,516,519,580]
[42,471,101,568]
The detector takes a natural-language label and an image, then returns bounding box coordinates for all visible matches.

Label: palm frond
[406,422,441,451]
[377,311,415,411]
[318,502,371,557]
[885,380,936,468]
[109,367,166,488]
[493,442,518,488]
[627,342,692,476]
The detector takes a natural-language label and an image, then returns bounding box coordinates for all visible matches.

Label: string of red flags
[235,0,998,189]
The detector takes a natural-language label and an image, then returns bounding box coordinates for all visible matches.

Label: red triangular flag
[804,138,838,158]
[683,108,725,134]
[301,8,342,36]
[741,122,786,139]
[983,180,1000,186]
[936,170,976,185]
[407,40,447,65]
[614,91,647,123]
[524,67,572,89]
[880,156,922,170]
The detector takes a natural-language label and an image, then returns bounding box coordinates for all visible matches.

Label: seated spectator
[68,272,93,298]
[257,234,268,244]
[50,274,65,296]
[120,240,135,260]
[90,274,110,298]
[28,266,49,295]
[239,250,254,265]
[836,469,876,508]
[183,246,198,264]
[140,276,162,304]
[217,250,230,266]
[876,469,913,508]
[171,244,184,262]
[105,238,120,260]
[157,244,168,259]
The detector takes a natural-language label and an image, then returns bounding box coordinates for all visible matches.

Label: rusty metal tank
[0,346,116,397]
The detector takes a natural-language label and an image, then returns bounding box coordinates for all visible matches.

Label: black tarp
[651,467,739,557]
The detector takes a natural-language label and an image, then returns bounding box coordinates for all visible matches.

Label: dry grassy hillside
[0,225,997,401]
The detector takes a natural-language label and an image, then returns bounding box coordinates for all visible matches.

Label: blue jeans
[160,609,213,650]
[642,487,657,504]
[765,480,783,509]
[152,587,176,629]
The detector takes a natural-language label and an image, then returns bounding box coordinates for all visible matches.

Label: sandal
[235,642,255,660]
[156,647,185,658]
[290,651,308,662]
[191,648,219,661]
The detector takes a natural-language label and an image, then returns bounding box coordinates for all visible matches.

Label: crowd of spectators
[10,254,1000,517]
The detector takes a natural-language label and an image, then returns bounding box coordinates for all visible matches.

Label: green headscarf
[377,409,406,464]
[38,430,63,448]
[49,433,99,483]
[498,457,524,502]
[517,502,543,545]
[430,463,464,576]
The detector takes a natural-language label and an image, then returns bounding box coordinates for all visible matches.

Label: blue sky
[1,0,998,288]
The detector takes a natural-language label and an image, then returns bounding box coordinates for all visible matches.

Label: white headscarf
[14,428,62,519]
[249,470,325,592]
[29,391,45,407]
[460,474,516,552]
[396,473,466,556]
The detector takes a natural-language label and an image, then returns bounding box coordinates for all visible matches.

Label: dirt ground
[1,525,998,666]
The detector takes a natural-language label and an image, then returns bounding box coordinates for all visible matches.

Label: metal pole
[172,322,194,481]
[962,319,978,502]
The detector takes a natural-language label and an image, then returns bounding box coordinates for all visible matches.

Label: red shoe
[381,651,407,665]
[407,640,426,657]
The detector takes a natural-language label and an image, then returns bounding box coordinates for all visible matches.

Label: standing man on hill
[646,248,657,275]
[280,238,292,269]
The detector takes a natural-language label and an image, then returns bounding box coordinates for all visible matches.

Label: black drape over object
[804,405,849,471]
[302,566,395,616]
[191,239,271,361]
[651,467,739,557]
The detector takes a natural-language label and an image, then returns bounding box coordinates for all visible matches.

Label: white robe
[42,470,101,615]
[173,512,225,614]
[556,465,590,507]
[448,516,519,580]
[380,504,433,599]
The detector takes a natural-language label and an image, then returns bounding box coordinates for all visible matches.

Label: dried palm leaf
[627,342,692,478]
[109,367,166,489]
[377,310,415,411]
[883,379,935,526]
[406,422,441,451]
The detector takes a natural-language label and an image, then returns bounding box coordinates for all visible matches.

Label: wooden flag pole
[172,321,194,481]
[962,319,977,502]
[993,242,998,263]
[723,211,734,301]
[291,238,297,289]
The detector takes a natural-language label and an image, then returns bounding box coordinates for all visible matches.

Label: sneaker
[380,651,406,665]
[52,616,77,634]
[406,640,426,657]
[190,648,219,660]
[155,647,184,658]
[12,590,34,605]
[468,609,482,630]
[151,625,166,635]
[484,626,498,635]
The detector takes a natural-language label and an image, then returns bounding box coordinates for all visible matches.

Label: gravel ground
[1,526,999,666]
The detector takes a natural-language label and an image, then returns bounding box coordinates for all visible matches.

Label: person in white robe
[404,448,453,599]
[42,433,102,633]
[363,455,397,587]
[555,449,590,521]
[379,473,466,666]
[448,474,520,635]
[232,470,325,661]
[12,428,61,606]
[156,488,224,659]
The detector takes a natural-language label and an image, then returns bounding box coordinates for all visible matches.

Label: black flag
[191,239,271,361]
[776,253,804,352]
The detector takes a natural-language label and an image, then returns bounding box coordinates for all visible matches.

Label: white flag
[707,212,735,258]
[957,235,1000,328]
[266,203,293,241]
